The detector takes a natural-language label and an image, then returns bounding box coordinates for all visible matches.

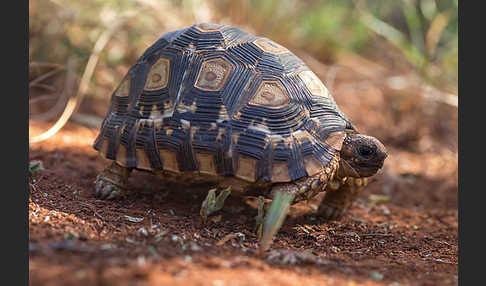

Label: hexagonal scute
[144,58,170,91]
[249,80,290,109]
[253,38,289,55]
[194,57,234,91]
[298,70,329,98]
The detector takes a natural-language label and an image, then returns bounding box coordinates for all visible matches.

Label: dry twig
[29,65,65,88]
[29,15,127,144]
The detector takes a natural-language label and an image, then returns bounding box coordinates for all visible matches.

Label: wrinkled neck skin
[337,129,387,179]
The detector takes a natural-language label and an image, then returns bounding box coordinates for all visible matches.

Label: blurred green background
[29,0,458,97]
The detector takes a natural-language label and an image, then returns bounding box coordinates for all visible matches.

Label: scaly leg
[200,187,232,223]
[318,177,368,221]
[95,162,132,200]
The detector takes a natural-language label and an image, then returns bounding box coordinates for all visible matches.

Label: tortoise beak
[337,159,360,178]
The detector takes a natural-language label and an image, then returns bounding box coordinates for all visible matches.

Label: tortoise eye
[249,81,290,108]
[357,145,375,158]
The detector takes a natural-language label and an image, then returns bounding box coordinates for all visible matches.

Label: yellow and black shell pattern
[93,23,355,184]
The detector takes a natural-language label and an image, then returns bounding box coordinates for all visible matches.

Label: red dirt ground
[29,54,458,286]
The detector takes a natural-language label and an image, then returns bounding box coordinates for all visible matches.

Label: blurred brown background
[29,0,458,193]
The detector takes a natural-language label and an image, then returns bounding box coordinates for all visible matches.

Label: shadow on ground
[29,120,457,286]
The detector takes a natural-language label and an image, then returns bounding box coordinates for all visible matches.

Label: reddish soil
[29,55,458,286]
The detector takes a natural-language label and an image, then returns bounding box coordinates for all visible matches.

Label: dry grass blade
[29,62,63,69]
[29,57,76,125]
[421,84,458,108]
[358,8,406,48]
[29,94,59,105]
[29,83,57,93]
[426,11,451,57]
[29,14,128,144]
[29,65,66,88]
[29,60,74,122]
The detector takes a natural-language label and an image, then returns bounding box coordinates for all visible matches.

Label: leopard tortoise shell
[93,23,387,251]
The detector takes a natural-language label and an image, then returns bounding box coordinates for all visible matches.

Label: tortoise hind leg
[318,177,368,221]
[95,162,132,200]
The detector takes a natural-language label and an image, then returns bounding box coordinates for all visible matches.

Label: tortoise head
[337,131,387,178]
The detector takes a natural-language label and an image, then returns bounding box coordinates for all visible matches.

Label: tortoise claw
[259,191,294,253]
[94,162,131,200]
[200,187,232,223]
[94,176,124,200]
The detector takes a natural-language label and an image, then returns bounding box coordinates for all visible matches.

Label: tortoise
[93,22,387,251]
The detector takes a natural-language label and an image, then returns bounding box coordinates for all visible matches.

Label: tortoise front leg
[318,177,368,221]
[95,162,132,199]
